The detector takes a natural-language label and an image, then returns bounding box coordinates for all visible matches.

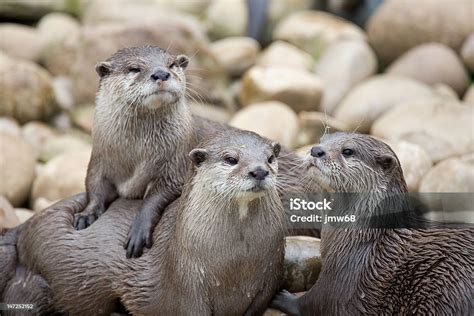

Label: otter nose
[151,70,170,82]
[249,167,269,181]
[311,146,326,158]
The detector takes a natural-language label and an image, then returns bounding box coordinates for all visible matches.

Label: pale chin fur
[305,156,335,192]
[142,92,176,109]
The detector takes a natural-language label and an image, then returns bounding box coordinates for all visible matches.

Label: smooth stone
[0,117,21,137]
[461,34,474,73]
[230,101,299,148]
[189,102,232,123]
[210,37,260,77]
[316,40,377,114]
[206,0,247,39]
[257,41,313,71]
[0,23,43,61]
[0,133,36,207]
[240,66,323,112]
[296,111,350,147]
[333,75,436,133]
[21,121,59,158]
[0,196,20,229]
[39,134,91,163]
[70,105,95,133]
[387,43,469,96]
[463,85,474,105]
[14,208,34,223]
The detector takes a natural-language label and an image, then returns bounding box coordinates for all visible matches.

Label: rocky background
[0,0,473,229]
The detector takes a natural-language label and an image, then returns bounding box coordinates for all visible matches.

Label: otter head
[95,45,189,109]
[307,132,407,193]
[189,131,281,202]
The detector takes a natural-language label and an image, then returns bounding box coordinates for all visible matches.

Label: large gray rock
[367,0,473,64]
[230,101,299,148]
[31,149,91,206]
[282,236,321,292]
[0,23,44,62]
[71,21,224,105]
[0,53,57,123]
[389,141,433,192]
[0,133,36,207]
[372,99,474,163]
[316,40,377,114]
[257,41,313,71]
[210,37,260,77]
[333,75,436,133]
[387,43,469,96]
[240,66,323,112]
[274,11,366,57]
[461,34,474,73]
[38,12,81,76]
[419,154,474,193]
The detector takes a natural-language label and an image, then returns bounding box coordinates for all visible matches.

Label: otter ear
[189,148,208,167]
[376,154,395,171]
[176,55,189,70]
[272,142,281,158]
[95,61,113,78]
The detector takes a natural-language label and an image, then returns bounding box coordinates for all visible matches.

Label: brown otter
[75,45,318,258]
[271,132,474,315]
[7,131,285,315]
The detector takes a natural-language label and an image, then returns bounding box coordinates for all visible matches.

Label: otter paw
[125,222,153,259]
[73,206,103,230]
[270,290,300,316]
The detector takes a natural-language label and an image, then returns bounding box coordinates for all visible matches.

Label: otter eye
[225,157,238,165]
[342,148,354,157]
[268,155,275,164]
[128,67,141,73]
[169,62,177,69]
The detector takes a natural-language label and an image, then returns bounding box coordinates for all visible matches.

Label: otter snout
[249,166,269,181]
[151,69,171,82]
[310,146,326,158]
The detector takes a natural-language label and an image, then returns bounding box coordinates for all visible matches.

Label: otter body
[271,132,473,315]
[6,131,285,315]
[75,45,318,258]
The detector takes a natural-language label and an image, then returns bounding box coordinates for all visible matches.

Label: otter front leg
[269,290,301,316]
[124,190,180,258]
[74,172,117,230]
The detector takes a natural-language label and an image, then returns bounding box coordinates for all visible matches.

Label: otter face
[306,132,403,193]
[95,45,189,109]
[189,132,281,202]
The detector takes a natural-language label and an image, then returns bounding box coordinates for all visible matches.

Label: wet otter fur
[7,131,286,315]
[271,132,474,315]
[74,45,318,259]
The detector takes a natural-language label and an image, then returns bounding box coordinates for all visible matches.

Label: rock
[71,21,224,105]
[21,121,59,157]
[257,41,313,71]
[464,85,474,105]
[273,11,366,57]
[230,101,299,148]
[210,37,260,77]
[433,84,459,102]
[206,0,247,39]
[0,53,58,124]
[70,105,95,133]
[14,208,34,223]
[0,133,36,207]
[296,111,350,147]
[38,13,81,76]
[367,0,473,64]
[389,141,433,192]
[316,40,377,114]
[282,236,321,292]
[295,145,313,157]
[0,196,20,229]
[0,0,85,21]
[240,66,323,112]
[386,43,469,96]
[0,23,44,62]
[53,76,75,109]
[334,75,436,133]
[39,134,91,163]
[155,0,212,16]
[33,197,55,213]
[372,99,474,163]
[189,102,232,123]
[461,34,474,73]
[419,154,474,193]
[0,117,21,136]
[31,149,91,205]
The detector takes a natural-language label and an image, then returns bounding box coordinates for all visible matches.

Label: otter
[74,45,318,258]
[6,131,285,315]
[271,132,474,315]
